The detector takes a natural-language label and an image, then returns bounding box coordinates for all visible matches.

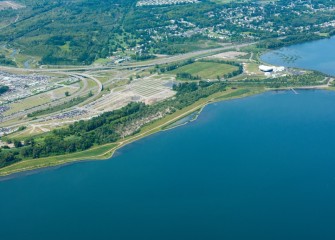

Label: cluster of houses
[137,0,335,49]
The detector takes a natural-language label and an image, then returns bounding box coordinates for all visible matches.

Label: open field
[245,62,262,74]
[4,94,52,116]
[243,62,268,79]
[170,61,239,79]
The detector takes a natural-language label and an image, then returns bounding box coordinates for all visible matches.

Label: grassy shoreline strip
[0,87,265,177]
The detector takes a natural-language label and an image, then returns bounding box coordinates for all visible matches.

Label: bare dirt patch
[208,51,248,59]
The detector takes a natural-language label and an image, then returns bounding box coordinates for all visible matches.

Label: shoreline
[1,86,334,179]
[1,36,334,179]
[0,87,264,178]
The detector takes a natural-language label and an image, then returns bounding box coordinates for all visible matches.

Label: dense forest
[1,0,335,65]
[257,34,327,50]
[1,0,139,65]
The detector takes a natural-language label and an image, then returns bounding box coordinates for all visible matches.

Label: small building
[273,66,285,72]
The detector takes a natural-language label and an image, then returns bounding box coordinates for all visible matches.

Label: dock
[290,88,298,94]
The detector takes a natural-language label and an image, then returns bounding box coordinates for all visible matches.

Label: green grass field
[170,61,239,79]
[4,94,52,116]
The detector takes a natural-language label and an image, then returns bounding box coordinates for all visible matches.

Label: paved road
[74,73,103,93]
[0,14,19,30]
[0,42,257,73]
[0,42,256,128]
[0,73,94,124]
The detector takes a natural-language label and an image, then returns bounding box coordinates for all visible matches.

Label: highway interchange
[0,42,256,136]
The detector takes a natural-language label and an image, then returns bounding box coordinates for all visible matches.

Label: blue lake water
[261,36,335,76]
[1,90,335,240]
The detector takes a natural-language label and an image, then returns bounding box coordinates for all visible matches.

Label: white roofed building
[259,65,274,72]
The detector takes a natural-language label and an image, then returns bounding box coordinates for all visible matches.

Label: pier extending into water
[291,88,298,94]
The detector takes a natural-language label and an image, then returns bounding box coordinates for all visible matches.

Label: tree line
[0,81,227,168]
